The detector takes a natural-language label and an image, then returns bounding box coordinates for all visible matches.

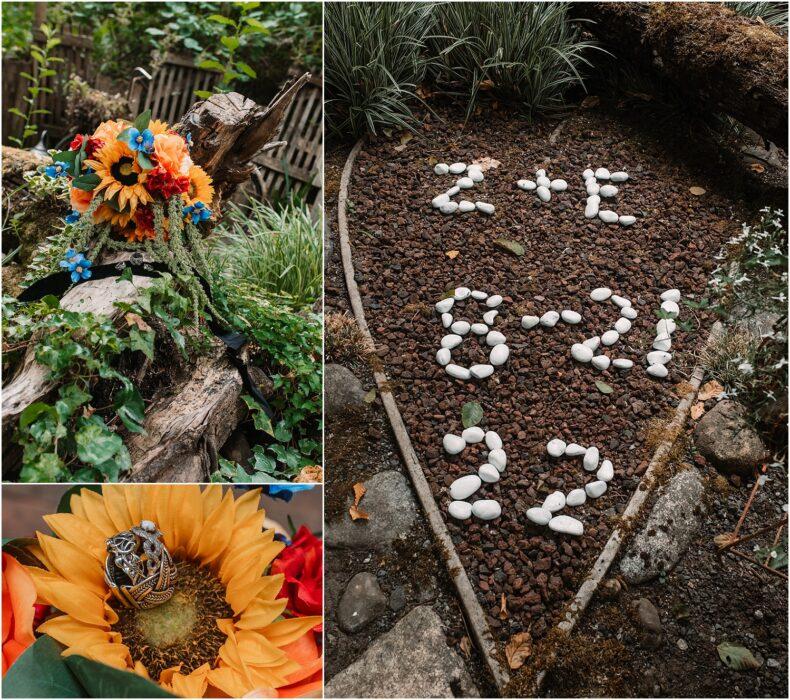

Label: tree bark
[574,2,788,149]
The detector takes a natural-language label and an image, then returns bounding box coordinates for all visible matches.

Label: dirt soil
[331,100,787,694]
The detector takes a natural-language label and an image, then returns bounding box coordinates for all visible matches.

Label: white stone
[646,350,672,365]
[583,446,600,472]
[517,179,537,191]
[450,474,481,500]
[478,464,500,483]
[599,184,619,198]
[471,290,488,300]
[441,334,463,349]
[540,310,560,327]
[436,348,451,366]
[454,287,471,300]
[601,330,620,346]
[446,364,471,380]
[595,167,610,180]
[467,168,484,183]
[548,515,583,536]
[432,193,450,208]
[462,426,485,444]
[661,289,681,303]
[486,330,506,347]
[485,431,502,450]
[583,336,601,350]
[582,168,595,180]
[470,364,494,379]
[598,210,618,223]
[536,169,546,178]
[457,176,474,189]
[591,355,611,370]
[536,175,551,188]
[436,297,454,313]
[611,294,631,308]
[527,507,552,526]
[610,171,629,183]
[472,500,501,520]
[440,201,459,215]
[614,317,632,334]
[547,438,567,457]
[619,215,636,226]
[565,443,586,456]
[653,334,672,352]
[571,343,594,363]
[586,182,600,196]
[458,200,476,213]
[537,186,551,202]
[449,162,466,174]
[488,449,507,471]
[647,363,669,378]
[661,299,680,316]
[597,459,614,482]
[566,488,587,507]
[483,310,498,325]
[441,312,453,328]
[590,287,612,302]
[486,295,503,308]
[550,179,568,192]
[434,163,450,175]
[656,318,676,335]
[489,344,510,366]
[448,501,472,520]
[470,323,488,335]
[521,315,539,329]
[612,358,633,370]
[585,200,600,218]
[544,491,566,512]
[443,434,466,454]
[585,480,608,498]
[446,185,461,197]
[561,310,582,324]
[621,306,638,320]
[475,201,495,215]
[451,320,471,335]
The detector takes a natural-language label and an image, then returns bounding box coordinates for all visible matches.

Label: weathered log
[574,2,788,148]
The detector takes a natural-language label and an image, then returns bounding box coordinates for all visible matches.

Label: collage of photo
[1,1,788,698]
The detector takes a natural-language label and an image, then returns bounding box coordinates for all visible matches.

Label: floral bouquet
[2,485,323,698]
[44,111,220,319]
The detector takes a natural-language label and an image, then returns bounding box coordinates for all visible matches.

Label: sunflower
[93,204,134,230]
[25,485,322,698]
[183,164,215,207]
[85,141,152,213]
[147,119,170,136]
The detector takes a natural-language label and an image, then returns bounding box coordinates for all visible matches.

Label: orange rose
[92,119,129,143]
[70,186,95,213]
[2,553,37,676]
[153,133,191,177]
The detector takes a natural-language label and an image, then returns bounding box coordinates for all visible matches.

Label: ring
[104,520,177,610]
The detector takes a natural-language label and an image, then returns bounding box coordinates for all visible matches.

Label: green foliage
[8,23,63,147]
[428,2,600,120]
[726,1,788,27]
[1,2,33,57]
[211,198,322,307]
[324,1,435,136]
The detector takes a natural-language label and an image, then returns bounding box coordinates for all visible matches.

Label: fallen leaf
[393,132,413,152]
[471,156,501,172]
[352,482,367,507]
[749,162,765,173]
[595,381,614,394]
[505,631,533,670]
[717,642,762,671]
[349,505,369,521]
[581,95,600,108]
[698,380,724,401]
[295,465,322,483]
[461,401,483,429]
[499,592,508,620]
[446,249,460,260]
[478,78,495,91]
[363,388,376,403]
[714,532,737,550]
[494,239,525,257]
[673,380,695,398]
[125,313,152,332]
[690,402,706,420]
[459,636,472,658]
[689,186,706,196]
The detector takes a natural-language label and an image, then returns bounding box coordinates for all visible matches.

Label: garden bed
[341,102,754,650]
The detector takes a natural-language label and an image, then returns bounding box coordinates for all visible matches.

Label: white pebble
[527,507,552,526]
[585,200,600,218]
[535,169,546,178]
[621,306,638,320]
[571,343,594,363]
[585,480,608,498]
[601,330,620,346]
[653,335,672,352]
[647,350,672,365]
[548,515,583,536]
[547,438,567,457]
[432,193,450,208]
[565,443,586,456]
[550,179,568,192]
[536,175,551,188]
[583,446,600,472]
[598,210,618,224]
[647,363,669,378]
[450,474,481,500]
[451,320,470,335]
[470,364,494,379]
[436,297,454,313]
[591,355,611,370]
[475,201,495,215]
[612,358,633,370]
[614,317,632,334]
[483,310,498,325]
[583,336,601,350]
[537,186,551,202]
[446,364,471,380]
[521,315,539,329]
[597,460,614,482]
[467,167,484,183]
[540,310,560,327]
[661,289,681,303]
[449,501,472,520]
[544,491,566,512]
[488,449,507,471]
[595,167,610,180]
[566,488,587,507]
[478,464,500,483]
[590,287,612,302]
[489,344,510,366]
[611,294,631,308]
[472,500,501,520]
[458,200,476,213]
[619,215,636,226]
[443,434,465,454]
[434,163,450,175]
[586,182,600,196]
[436,348,451,366]
[441,312,453,328]
[485,431,502,450]
[471,290,488,300]
[517,179,537,191]
[599,184,618,198]
[587,194,601,206]
[657,318,676,335]
[462,426,485,444]
[440,201,459,215]
[441,334,463,349]
[449,162,466,174]
[485,330,506,347]
[457,176,474,189]
[610,171,629,183]
[582,168,595,180]
[446,185,460,197]
[561,310,582,324]
[470,323,488,335]
[486,295,503,308]
[661,300,680,316]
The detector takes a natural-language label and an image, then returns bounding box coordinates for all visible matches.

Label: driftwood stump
[2,76,310,482]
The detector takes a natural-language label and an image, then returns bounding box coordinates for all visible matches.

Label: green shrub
[324,1,434,136]
[429,2,599,119]
[210,198,322,308]
[726,1,788,27]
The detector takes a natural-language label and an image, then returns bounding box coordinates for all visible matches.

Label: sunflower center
[112,560,233,681]
[110,157,139,186]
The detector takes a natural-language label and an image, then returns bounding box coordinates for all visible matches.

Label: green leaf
[65,655,176,697]
[461,401,483,428]
[116,126,133,143]
[117,266,134,284]
[133,109,151,132]
[129,327,155,360]
[493,239,525,257]
[207,13,237,26]
[57,485,102,514]
[235,60,257,78]
[8,107,26,119]
[717,642,762,671]
[2,635,86,698]
[221,35,240,51]
[595,381,614,394]
[75,418,124,465]
[19,401,55,431]
[198,59,225,72]
[114,385,146,434]
[51,149,77,165]
[136,151,154,171]
[194,90,214,99]
[244,16,270,32]
[71,172,101,192]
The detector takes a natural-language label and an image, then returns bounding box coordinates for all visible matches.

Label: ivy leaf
[129,328,155,361]
[461,401,483,428]
[133,109,151,132]
[116,266,134,284]
[595,381,614,394]
[71,173,101,191]
[114,385,146,434]
[242,394,274,436]
[75,417,124,465]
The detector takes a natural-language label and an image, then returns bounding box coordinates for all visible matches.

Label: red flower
[69,134,84,151]
[272,526,323,626]
[146,166,189,199]
[86,137,104,157]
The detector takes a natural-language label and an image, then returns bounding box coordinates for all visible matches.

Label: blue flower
[265,484,315,502]
[45,161,70,179]
[64,210,80,224]
[59,248,93,283]
[127,127,154,153]
[183,202,212,224]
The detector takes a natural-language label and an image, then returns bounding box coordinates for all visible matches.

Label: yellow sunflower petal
[123,484,143,524]
[201,485,224,518]
[262,617,323,648]
[26,541,54,570]
[236,598,288,631]
[36,532,106,596]
[100,485,135,532]
[235,629,289,665]
[26,568,109,628]
[220,539,283,589]
[161,663,211,698]
[133,660,151,679]
[79,489,117,537]
[37,614,114,649]
[62,642,132,670]
[206,666,252,699]
[172,485,203,557]
[226,574,284,615]
[196,490,236,565]
[42,513,106,561]
[233,488,263,524]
